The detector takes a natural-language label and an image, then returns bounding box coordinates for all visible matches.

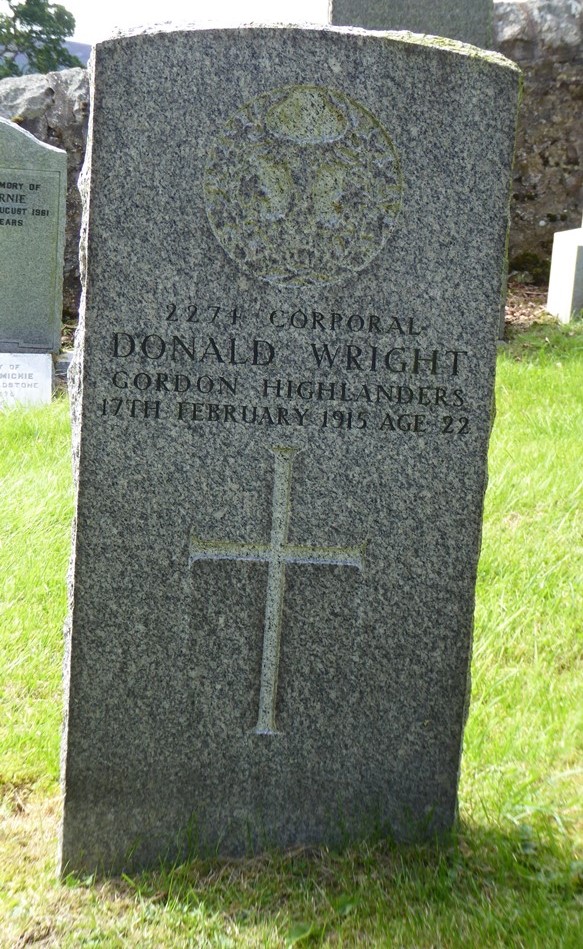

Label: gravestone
[330,1,494,47]
[60,24,520,875]
[546,217,583,323]
[0,117,66,354]
[0,352,53,406]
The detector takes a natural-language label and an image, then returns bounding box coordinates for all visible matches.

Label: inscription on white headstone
[0,352,52,406]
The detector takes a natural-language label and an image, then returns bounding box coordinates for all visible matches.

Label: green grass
[465,322,582,842]
[0,395,73,791]
[1,323,581,946]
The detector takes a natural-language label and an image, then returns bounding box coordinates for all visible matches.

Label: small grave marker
[0,352,52,406]
[547,217,583,323]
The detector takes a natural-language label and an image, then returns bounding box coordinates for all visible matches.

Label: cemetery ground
[0,312,582,947]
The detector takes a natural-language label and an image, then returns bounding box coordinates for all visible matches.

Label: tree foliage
[0,0,82,79]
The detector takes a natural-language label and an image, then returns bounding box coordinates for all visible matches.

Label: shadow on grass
[69,821,581,945]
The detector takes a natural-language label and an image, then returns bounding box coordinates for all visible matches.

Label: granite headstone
[547,216,583,323]
[0,117,66,354]
[60,24,520,874]
[330,1,494,48]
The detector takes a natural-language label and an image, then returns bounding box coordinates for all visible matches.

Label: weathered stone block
[330,1,494,47]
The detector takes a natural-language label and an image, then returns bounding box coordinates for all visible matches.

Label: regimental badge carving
[204,85,403,288]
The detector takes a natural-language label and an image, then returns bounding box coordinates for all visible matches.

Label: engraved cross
[189,446,366,735]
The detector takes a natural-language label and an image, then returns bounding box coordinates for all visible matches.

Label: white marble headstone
[0,352,52,406]
[547,218,583,324]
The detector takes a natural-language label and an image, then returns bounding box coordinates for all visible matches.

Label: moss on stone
[510,252,551,286]
[372,28,521,74]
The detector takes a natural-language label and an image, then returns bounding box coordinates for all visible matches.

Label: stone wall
[0,2,580,326]
[495,1,583,280]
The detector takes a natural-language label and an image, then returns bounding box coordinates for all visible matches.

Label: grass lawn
[0,320,581,946]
